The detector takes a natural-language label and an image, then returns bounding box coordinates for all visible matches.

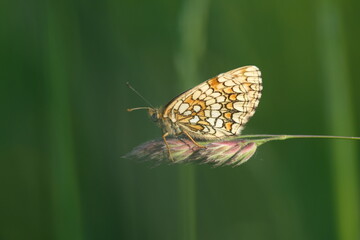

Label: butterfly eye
[151,113,158,122]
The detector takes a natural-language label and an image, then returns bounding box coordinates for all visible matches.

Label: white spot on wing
[246,66,259,71]
[232,85,242,93]
[251,83,262,91]
[224,80,236,87]
[189,116,200,124]
[235,76,247,82]
[236,94,246,101]
[210,92,221,98]
[231,123,240,134]
[211,103,222,110]
[232,112,242,123]
[193,105,201,112]
[192,90,202,100]
[199,94,206,100]
[206,99,216,105]
[233,102,244,111]
[207,118,216,126]
[183,110,192,116]
[200,84,209,92]
[178,103,189,114]
[235,126,244,135]
[211,110,221,118]
[173,101,182,110]
[216,96,226,102]
[247,76,260,83]
[215,118,224,128]
[223,73,233,79]
[244,71,258,77]
[205,88,213,96]
[217,75,226,83]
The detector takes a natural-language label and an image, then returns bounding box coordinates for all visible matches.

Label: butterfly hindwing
[162,66,262,140]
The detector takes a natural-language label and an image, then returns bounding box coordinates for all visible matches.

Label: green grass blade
[317,1,360,239]
[45,4,83,240]
[176,0,210,239]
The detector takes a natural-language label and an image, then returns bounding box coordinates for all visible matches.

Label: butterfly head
[127,107,162,123]
[148,108,161,122]
[126,82,163,122]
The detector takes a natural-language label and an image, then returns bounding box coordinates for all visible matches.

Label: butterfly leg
[162,132,174,161]
[182,130,206,149]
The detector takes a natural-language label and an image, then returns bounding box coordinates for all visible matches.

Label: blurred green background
[1,0,359,239]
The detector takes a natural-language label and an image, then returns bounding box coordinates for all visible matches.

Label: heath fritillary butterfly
[128,66,262,160]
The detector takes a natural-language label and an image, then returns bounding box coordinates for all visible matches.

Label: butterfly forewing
[163,66,262,140]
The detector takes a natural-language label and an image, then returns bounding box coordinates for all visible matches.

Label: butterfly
[128,66,262,160]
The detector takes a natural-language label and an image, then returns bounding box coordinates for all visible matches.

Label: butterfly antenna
[126,82,155,109]
[127,107,152,112]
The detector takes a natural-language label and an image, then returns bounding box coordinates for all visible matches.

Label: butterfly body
[148,108,183,136]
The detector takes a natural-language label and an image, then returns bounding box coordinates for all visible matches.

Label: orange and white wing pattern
[163,66,262,140]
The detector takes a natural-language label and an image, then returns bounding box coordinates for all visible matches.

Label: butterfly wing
[162,66,262,140]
